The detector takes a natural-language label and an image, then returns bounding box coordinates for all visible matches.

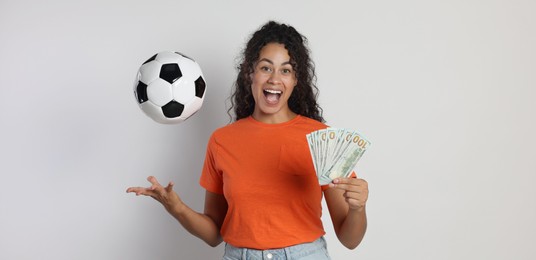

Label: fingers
[147,176,162,190]
[125,176,161,196]
[126,177,175,197]
[329,177,368,191]
[126,187,142,194]
[344,195,366,210]
[329,177,368,210]
[165,181,174,193]
[126,187,154,196]
[343,190,362,201]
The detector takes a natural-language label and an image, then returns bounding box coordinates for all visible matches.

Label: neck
[251,110,298,124]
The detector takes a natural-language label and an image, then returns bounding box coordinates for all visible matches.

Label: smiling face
[250,43,298,123]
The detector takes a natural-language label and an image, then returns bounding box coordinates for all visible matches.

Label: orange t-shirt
[199,115,328,249]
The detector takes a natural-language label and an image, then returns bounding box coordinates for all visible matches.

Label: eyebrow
[257,58,292,66]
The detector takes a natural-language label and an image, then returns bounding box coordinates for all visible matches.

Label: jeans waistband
[223,236,330,260]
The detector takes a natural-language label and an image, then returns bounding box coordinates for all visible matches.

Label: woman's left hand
[329,176,368,211]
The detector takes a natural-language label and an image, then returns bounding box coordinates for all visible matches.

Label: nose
[267,72,281,84]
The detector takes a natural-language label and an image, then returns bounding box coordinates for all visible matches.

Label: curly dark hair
[228,21,324,122]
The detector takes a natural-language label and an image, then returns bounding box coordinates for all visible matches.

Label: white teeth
[264,89,282,94]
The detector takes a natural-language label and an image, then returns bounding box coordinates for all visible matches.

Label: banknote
[306,128,371,185]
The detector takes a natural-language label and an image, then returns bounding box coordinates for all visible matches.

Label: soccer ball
[134,51,207,124]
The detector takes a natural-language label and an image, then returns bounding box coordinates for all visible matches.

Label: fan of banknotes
[306,128,371,185]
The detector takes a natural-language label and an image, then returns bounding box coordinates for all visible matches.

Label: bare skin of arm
[324,177,369,249]
[126,176,228,247]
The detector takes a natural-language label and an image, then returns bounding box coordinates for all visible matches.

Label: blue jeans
[222,237,331,260]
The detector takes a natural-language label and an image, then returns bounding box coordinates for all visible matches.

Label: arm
[324,177,368,249]
[127,176,228,247]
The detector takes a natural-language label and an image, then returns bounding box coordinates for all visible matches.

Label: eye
[257,65,272,73]
[281,68,293,74]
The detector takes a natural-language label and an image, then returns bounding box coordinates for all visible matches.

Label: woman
[127,21,369,259]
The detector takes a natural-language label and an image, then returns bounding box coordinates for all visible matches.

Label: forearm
[336,206,367,249]
[166,202,223,247]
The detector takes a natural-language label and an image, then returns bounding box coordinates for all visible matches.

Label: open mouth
[263,89,282,104]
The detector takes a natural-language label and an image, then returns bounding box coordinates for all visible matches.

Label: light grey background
[1,0,535,259]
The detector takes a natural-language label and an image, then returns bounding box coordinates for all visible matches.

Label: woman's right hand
[127,176,227,247]
[126,176,183,213]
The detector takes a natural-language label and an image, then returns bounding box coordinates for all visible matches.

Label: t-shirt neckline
[246,115,303,127]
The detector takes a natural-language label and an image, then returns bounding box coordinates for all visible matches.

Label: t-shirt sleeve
[199,134,224,194]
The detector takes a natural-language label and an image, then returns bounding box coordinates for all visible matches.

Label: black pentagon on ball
[160,63,182,84]
[135,81,148,103]
[175,52,193,61]
[162,100,185,118]
[195,76,206,98]
[142,54,157,65]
